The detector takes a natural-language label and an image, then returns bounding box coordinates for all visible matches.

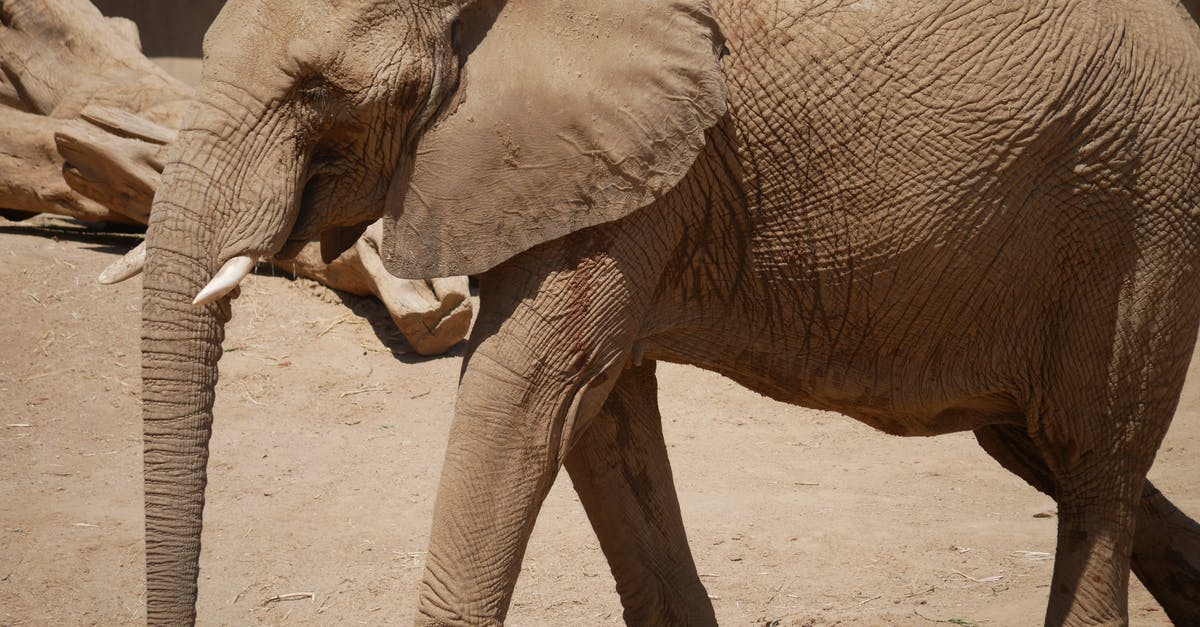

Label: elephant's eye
[294,75,359,136]
[297,77,332,109]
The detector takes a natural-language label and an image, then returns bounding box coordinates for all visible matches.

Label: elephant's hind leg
[565,361,716,626]
[975,425,1200,624]
[1129,482,1200,624]
[1021,251,1200,625]
[1041,440,1142,625]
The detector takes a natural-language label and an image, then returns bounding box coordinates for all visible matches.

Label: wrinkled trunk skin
[139,104,300,621]
[140,140,228,625]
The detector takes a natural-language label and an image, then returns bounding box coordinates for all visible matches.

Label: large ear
[381,0,728,279]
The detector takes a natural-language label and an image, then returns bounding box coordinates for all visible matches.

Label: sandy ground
[1,215,1197,626]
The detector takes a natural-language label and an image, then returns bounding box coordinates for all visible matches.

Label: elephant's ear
[380,0,728,278]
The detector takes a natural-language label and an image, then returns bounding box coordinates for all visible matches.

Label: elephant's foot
[1131,482,1200,624]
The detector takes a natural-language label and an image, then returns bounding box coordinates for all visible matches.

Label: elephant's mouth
[277,156,390,261]
[196,159,379,304]
[274,182,324,261]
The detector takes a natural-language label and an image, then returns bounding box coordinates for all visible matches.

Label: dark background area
[92,0,225,58]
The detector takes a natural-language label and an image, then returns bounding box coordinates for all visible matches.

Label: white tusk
[193,255,257,305]
[98,241,147,285]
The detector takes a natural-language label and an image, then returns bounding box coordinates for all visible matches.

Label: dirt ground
[1,216,1197,626]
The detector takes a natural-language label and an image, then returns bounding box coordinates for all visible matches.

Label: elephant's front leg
[415,247,642,626]
[566,360,716,626]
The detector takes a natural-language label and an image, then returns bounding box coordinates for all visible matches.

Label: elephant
[136,0,1200,624]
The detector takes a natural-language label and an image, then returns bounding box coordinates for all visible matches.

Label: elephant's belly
[714,363,1025,437]
[642,322,1028,437]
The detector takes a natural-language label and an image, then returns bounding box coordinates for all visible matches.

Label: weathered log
[54,105,167,223]
[0,109,137,223]
[0,69,29,111]
[0,0,191,125]
[0,0,189,223]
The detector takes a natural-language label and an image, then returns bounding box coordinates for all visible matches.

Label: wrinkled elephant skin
[140,0,1200,625]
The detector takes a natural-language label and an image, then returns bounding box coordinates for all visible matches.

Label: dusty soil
[1,215,1197,626]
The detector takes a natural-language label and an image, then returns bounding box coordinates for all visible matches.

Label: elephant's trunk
[140,157,228,624]
[139,102,306,623]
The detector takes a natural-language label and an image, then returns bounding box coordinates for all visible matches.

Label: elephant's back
[681,0,1200,417]
[712,0,1200,279]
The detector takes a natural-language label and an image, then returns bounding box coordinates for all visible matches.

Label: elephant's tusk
[97,241,147,284]
[193,255,258,305]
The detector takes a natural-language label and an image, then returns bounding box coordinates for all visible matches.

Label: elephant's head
[140,0,727,621]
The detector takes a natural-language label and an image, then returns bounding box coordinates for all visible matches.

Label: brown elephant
[138,0,1200,624]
